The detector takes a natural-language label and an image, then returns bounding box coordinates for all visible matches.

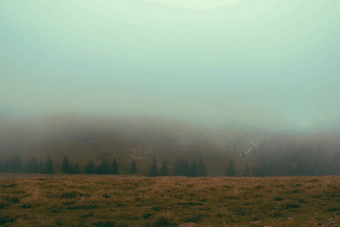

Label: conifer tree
[4,154,23,173]
[244,162,250,177]
[225,159,236,176]
[130,160,138,174]
[61,156,71,174]
[25,157,39,173]
[190,161,197,177]
[256,165,265,177]
[111,158,119,174]
[159,160,169,176]
[39,161,44,173]
[174,158,190,176]
[330,152,340,175]
[84,160,96,174]
[251,165,257,177]
[197,159,206,177]
[174,158,181,176]
[98,160,110,174]
[44,155,54,174]
[148,158,158,177]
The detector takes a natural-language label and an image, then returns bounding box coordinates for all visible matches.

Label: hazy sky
[1,0,339,129]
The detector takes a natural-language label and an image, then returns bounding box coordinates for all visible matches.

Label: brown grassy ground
[0,175,339,226]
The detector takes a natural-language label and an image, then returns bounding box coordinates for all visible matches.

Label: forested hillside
[1,117,340,176]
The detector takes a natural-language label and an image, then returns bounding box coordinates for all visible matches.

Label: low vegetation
[0,175,339,226]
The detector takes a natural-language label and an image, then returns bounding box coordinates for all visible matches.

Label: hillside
[0,117,265,176]
[1,117,340,176]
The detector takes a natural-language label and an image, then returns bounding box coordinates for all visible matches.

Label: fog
[0,115,214,154]
[0,114,340,176]
[1,0,340,175]
[2,3,340,227]
[1,0,340,130]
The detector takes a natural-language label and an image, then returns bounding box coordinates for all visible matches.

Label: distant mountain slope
[7,116,340,176]
[0,116,266,175]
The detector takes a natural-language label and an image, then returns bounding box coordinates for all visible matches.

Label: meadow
[0,175,339,226]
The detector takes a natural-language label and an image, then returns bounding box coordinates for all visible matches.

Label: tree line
[0,154,54,174]
[147,158,206,177]
[252,136,340,176]
[0,153,286,177]
[0,155,209,177]
[83,158,120,174]
[3,150,338,177]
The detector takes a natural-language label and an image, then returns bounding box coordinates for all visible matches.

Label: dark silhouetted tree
[39,161,44,173]
[4,154,22,173]
[159,160,169,176]
[197,159,206,177]
[225,160,236,176]
[111,158,119,174]
[174,158,180,176]
[331,152,340,175]
[244,163,250,177]
[25,157,39,173]
[61,156,71,174]
[130,160,137,174]
[174,159,190,176]
[251,165,257,177]
[98,160,110,174]
[255,165,264,177]
[190,161,197,177]
[148,158,158,177]
[44,155,54,174]
[84,160,96,174]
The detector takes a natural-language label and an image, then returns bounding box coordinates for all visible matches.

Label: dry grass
[0,175,340,226]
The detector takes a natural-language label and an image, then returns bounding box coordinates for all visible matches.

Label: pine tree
[39,161,44,173]
[190,161,197,177]
[84,160,96,174]
[174,159,190,176]
[44,155,54,174]
[251,165,257,177]
[244,163,250,177]
[130,160,137,174]
[330,152,340,175]
[159,160,169,176]
[255,165,264,177]
[111,158,119,174]
[4,154,23,173]
[61,156,71,174]
[148,158,158,177]
[25,157,39,173]
[197,159,206,177]
[174,158,181,176]
[225,159,236,176]
[98,160,110,174]
[183,160,190,176]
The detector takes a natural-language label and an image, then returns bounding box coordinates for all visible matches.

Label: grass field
[0,175,339,226]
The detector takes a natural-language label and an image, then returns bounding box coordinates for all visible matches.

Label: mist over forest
[1,115,340,176]
[1,1,340,225]
[1,1,340,176]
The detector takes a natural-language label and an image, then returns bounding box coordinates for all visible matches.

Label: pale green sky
[1,0,340,129]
